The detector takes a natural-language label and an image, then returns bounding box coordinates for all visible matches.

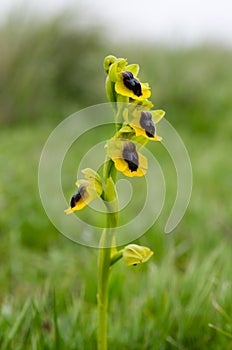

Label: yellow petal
[64,207,74,215]
[122,166,146,177]
[125,63,140,76]
[115,80,151,101]
[81,168,102,195]
[115,80,138,99]
[138,152,148,170]
[131,124,162,142]
[113,157,128,173]
[131,124,147,138]
[129,98,154,109]
[154,135,162,141]
[151,109,165,123]
[140,83,151,100]
[64,197,87,214]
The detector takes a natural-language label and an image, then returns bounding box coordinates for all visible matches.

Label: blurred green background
[0,7,232,350]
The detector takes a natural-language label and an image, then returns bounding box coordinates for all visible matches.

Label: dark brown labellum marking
[122,142,139,172]
[70,184,86,208]
[122,71,142,97]
[140,111,155,138]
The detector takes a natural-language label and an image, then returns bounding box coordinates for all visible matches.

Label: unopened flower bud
[123,244,153,266]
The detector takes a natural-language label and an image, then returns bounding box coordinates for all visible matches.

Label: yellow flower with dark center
[65,169,102,214]
[123,108,165,141]
[105,56,150,101]
[115,71,151,101]
[105,140,147,177]
[65,181,98,214]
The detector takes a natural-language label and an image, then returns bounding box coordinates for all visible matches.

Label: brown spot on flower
[70,184,86,208]
[122,71,142,97]
[140,111,155,138]
[122,142,139,172]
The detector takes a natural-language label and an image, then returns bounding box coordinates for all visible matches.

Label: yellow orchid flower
[65,169,102,214]
[105,139,147,177]
[105,55,150,101]
[64,181,96,214]
[122,107,165,141]
[130,109,165,141]
[115,71,151,101]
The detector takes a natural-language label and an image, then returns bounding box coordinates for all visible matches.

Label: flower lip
[122,71,142,97]
[70,184,86,208]
[140,111,156,138]
[105,139,148,177]
[122,142,139,172]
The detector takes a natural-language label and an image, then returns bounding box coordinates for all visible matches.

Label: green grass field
[1,14,232,349]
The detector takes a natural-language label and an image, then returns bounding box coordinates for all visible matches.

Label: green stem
[97,71,123,350]
[103,158,117,184]
[110,250,123,266]
[97,212,116,350]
